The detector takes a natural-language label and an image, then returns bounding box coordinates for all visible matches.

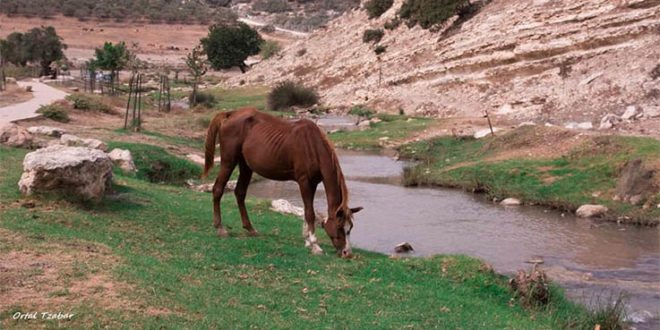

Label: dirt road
[0,81,69,126]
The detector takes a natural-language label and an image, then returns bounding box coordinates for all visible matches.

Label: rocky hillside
[233,0,660,125]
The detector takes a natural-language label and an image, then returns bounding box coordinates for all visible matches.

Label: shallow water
[246,149,660,327]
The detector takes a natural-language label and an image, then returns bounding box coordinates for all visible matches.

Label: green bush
[384,17,401,30]
[108,142,201,185]
[260,40,282,60]
[37,103,69,123]
[363,29,384,43]
[66,93,113,113]
[190,92,217,108]
[374,45,387,55]
[267,81,319,111]
[365,0,393,19]
[348,107,374,118]
[399,0,472,29]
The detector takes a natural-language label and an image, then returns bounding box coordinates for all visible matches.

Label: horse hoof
[216,228,229,237]
[311,246,323,255]
[247,230,259,237]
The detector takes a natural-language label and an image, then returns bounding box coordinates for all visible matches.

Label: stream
[246,149,660,328]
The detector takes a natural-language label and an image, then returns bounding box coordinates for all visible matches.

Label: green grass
[204,85,269,111]
[0,145,596,328]
[329,115,433,150]
[399,128,660,224]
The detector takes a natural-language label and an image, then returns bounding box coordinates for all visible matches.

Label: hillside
[232,0,660,127]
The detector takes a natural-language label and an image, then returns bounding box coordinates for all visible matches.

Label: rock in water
[500,198,522,206]
[27,126,67,137]
[575,204,608,218]
[60,134,108,151]
[394,242,414,253]
[18,145,114,202]
[107,148,137,173]
[0,124,33,148]
[271,199,304,218]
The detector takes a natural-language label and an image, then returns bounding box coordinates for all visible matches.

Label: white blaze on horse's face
[342,222,352,257]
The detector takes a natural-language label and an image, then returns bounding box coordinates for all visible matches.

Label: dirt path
[238,17,309,37]
[0,80,69,126]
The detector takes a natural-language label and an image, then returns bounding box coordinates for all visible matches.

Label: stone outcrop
[233,0,660,126]
[60,134,108,151]
[27,126,67,138]
[107,148,137,173]
[614,159,655,204]
[575,204,608,218]
[0,124,32,148]
[18,145,114,202]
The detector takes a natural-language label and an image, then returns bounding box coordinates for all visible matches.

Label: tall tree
[185,45,209,106]
[201,23,263,73]
[22,26,67,77]
[3,32,29,67]
[93,41,130,94]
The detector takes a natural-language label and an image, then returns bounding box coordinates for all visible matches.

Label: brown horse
[202,108,362,257]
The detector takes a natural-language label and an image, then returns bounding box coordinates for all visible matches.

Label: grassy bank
[329,115,433,150]
[399,127,660,224]
[0,146,598,328]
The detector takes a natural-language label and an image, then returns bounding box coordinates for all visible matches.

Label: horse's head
[324,206,363,258]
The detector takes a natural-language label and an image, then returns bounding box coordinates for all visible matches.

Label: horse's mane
[317,127,349,216]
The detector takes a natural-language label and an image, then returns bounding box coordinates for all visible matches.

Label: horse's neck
[321,163,344,216]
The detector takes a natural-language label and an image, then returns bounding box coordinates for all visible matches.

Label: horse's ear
[350,207,363,214]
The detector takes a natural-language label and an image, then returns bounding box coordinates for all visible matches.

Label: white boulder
[18,145,114,202]
[271,199,304,217]
[474,128,501,139]
[621,105,643,120]
[107,148,136,173]
[60,134,108,151]
[27,126,67,137]
[500,198,522,206]
[564,122,593,130]
[575,204,608,218]
[599,114,621,130]
[0,124,32,148]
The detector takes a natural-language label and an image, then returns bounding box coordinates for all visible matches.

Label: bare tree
[185,44,208,106]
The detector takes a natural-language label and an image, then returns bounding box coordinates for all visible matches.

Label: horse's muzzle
[339,248,353,259]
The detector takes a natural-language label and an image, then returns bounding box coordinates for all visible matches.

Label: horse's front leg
[299,180,322,255]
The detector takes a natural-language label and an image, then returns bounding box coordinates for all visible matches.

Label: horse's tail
[202,113,224,178]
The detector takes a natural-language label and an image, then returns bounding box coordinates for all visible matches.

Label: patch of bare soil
[0,84,33,108]
[0,228,175,321]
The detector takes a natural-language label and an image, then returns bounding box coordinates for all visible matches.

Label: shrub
[267,81,319,111]
[651,64,660,80]
[190,92,217,108]
[384,17,401,30]
[365,0,393,19]
[108,142,201,185]
[363,29,384,43]
[260,24,276,33]
[399,0,471,29]
[374,45,387,55]
[260,40,281,60]
[66,93,113,113]
[296,48,307,57]
[37,103,69,123]
[349,107,374,117]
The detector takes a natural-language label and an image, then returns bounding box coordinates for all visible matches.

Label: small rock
[598,114,621,130]
[370,118,382,124]
[474,128,501,139]
[357,120,370,128]
[621,105,643,120]
[575,204,608,218]
[60,134,108,151]
[394,242,413,253]
[579,72,603,86]
[518,122,535,127]
[500,198,521,206]
[186,180,236,193]
[525,258,544,264]
[107,148,136,173]
[24,86,33,92]
[564,122,592,130]
[271,199,305,218]
[0,124,33,148]
[628,194,643,205]
[27,126,67,137]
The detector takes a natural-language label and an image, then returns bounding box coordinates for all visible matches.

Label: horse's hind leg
[213,160,236,237]
[235,160,257,236]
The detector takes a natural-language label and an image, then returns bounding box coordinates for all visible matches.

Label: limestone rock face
[27,126,67,137]
[0,124,33,148]
[60,134,108,151]
[18,145,114,202]
[575,204,608,218]
[107,148,137,173]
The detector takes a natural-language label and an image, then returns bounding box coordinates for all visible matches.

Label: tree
[92,41,130,94]
[201,23,263,73]
[185,45,209,106]
[3,32,29,67]
[22,26,67,77]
